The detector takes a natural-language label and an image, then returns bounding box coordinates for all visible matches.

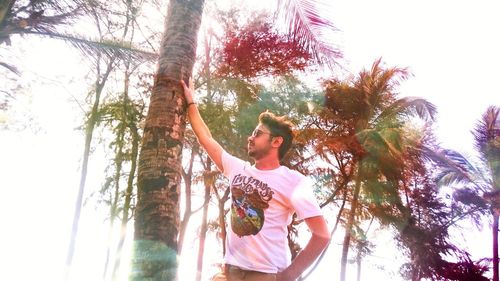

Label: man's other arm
[277,215,331,281]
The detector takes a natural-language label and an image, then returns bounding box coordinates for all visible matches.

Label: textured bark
[131,0,205,280]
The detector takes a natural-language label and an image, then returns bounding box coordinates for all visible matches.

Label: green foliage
[10,0,489,279]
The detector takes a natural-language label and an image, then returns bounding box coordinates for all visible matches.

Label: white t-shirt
[221,150,322,273]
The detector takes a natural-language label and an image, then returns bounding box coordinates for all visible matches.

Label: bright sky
[329,0,500,154]
[1,0,499,281]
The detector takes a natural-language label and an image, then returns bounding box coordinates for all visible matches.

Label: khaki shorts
[211,264,277,281]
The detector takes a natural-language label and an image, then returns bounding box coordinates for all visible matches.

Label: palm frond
[443,150,478,172]
[2,1,157,62]
[0,61,20,75]
[276,0,342,68]
[1,0,81,36]
[424,148,486,192]
[361,58,409,92]
[473,105,499,161]
[434,168,472,187]
[377,96,437,123]
[24,30,158,62]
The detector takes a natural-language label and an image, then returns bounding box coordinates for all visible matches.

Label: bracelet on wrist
[187,102,195,108]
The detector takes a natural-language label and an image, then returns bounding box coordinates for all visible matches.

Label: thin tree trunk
[179,26,212,254]
[111,122,139,281]
[195,30,214,280]
[213,186,230,256]
[103,180,115,280]
[103,138,124,281]
[355,218,373,281]
[356,255,361,281]
[106,8,134,278]
[110,5,141,277]
[104,129,124,279]
[131,0,205,280]
[196,159,212,281]
[178,145,197,254]
[65,57,114,281]
[493,212,499,281]
[411,249,420,281]
[340,173,362,281]
[104,6,136,272]
[110,61,141,280]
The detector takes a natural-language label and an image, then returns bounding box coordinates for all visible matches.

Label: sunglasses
[251,129,274,138]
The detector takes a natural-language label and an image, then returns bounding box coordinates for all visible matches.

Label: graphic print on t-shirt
[230,174,274,237]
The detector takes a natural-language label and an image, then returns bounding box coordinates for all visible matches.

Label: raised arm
[181,78,224,172]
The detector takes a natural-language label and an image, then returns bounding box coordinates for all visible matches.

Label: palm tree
[131,0,205,279]
[131,0,341,279]
[431,106,499,281]
[322,59,437,281]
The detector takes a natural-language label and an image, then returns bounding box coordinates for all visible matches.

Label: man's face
[247,124,274,160]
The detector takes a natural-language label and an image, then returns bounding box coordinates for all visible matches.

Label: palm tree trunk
[65,57,114,281]
[131,0,205,280]
[493,212,499,281]
[340,173,362,281]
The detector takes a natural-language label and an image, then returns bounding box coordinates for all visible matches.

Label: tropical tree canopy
[1,1,495,281]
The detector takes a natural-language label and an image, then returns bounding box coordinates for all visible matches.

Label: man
[181,78,330,281]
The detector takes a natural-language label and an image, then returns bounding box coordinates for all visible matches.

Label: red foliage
[216,20,312,78]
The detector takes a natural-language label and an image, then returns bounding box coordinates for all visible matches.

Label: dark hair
[258,111,294,160]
